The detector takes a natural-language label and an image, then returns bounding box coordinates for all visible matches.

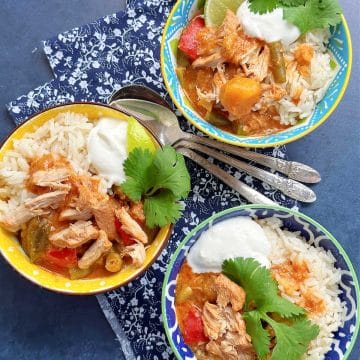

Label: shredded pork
[201,274,255,360]
[78,230,112,269]
[49,220,99,248]
[115,208,148,244]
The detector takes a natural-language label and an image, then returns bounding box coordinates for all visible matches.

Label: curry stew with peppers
[3,154,158,280]
[175,258,326,359]
[175,261,255,360]
[175,9,317,136]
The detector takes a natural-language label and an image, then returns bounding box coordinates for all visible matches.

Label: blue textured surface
[0,0,359,359]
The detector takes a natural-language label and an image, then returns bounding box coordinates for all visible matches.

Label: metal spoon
[108,85,321,184]
[109,97,316,202]
[109,96,276,205]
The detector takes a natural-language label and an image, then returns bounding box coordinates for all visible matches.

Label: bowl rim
[160,1,353,148]
[161,204,360,360]
[0,102,173,295]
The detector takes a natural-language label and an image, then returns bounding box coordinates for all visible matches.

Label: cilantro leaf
[144,190,183,228]
[265,314,320,360]
[149,145,191,199]
[243,311,271,359]
[284,0,342,34]
[280,0,306,6]
[222,258,320,359]
[120,146,190,228]
[249,0,279,14]
[222,257,304,317]
[248,0,342,33]
[122,148,154,201]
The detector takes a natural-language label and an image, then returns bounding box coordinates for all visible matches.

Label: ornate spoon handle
[183,142,316,203]
[179,134,321,184]
[177,147,277,206]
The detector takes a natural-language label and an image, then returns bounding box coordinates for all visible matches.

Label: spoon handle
[179,135,321,184]
[183,142,316,203]
[177,147,277,206]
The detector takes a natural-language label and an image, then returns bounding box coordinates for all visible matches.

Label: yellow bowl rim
[0,102,173,295]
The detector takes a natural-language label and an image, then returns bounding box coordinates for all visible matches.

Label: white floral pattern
[6,1,298,359]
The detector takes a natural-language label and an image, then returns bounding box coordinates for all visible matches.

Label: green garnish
[330,58,337,70]
[249,0,342,34]
[121,145,191,228]
[222,257,320,360]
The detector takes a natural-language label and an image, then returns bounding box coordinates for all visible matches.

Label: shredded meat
[49,220,99,248]
[92,200,117,240]
[192,51,225,68]
[129,202,146,224]
[24,190,68,211]
[115,207,148,244]
[214,274,246,312]
[219,11,263,68]
[30,168,71,191]
[202,302,227,340]
[78,230,112,269]
[202,303,254,360]
[59,208,92,221]
[122,242,146,267]
[0,205,48,232]
[246,45,270,81]
[200,273,253,359]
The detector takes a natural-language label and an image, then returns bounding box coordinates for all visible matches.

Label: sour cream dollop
[187,217,271,273]
[237,1,300,47]
[87,117,128,187]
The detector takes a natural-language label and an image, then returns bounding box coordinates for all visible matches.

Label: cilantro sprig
[121,145,191,228]
[222,258,320,360]
[248,0,342,34]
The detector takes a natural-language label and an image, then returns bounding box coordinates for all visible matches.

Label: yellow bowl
[0,102,172,295]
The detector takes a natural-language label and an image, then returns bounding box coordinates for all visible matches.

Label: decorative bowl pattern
[162,205,359,359]
[161,0,352,148]
[0,103,172,295]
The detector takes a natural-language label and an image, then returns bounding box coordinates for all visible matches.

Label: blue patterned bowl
[162,205,359,359]
[160,1,352,148]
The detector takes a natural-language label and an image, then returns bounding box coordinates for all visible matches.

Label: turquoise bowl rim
[161,204,360,359]
[160,1,353,148]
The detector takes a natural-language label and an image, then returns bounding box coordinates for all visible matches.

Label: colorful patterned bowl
[162,205,359,359]
[0,103,172,295]
[160,0,352,148]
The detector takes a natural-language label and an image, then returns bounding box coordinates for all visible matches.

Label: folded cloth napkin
[7,1,297,359]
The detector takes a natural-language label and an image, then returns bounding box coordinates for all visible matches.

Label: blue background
[0,0,358,359]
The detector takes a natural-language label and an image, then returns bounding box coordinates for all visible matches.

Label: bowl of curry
[162,205,359,359]
[0,103,173,295]
[160,0,352,147]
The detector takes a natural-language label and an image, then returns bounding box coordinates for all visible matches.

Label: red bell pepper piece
[114,218,136,246]
[183,307,208,344]
[178,15,205,60]
[44,247,78,268]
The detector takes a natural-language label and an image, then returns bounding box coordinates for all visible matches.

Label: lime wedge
[204,0,244,27]
[127,117,157,154]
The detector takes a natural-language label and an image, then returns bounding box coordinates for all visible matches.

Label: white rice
[0,112,104,218]
[257,217,345,359]
[276,29,337,125]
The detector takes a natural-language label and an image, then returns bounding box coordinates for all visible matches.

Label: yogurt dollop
[237,1,300,47]
[87,117,128,187]
[187,217,271,273]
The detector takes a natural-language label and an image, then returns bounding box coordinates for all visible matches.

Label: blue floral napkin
[7,1,297,359]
